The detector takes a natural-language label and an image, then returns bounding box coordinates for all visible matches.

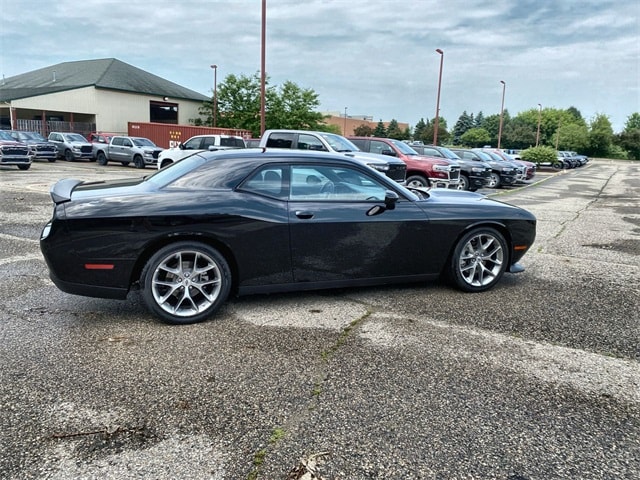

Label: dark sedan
[40,149,536,325]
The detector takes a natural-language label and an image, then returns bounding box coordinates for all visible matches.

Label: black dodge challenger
[40,149,536,324]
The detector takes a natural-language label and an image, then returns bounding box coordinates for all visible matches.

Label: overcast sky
[1,0,638,132]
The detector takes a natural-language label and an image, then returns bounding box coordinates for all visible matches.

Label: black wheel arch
[441,221,513,276]
[129,233,240,295]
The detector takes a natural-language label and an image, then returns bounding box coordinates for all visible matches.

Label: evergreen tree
[413,118,428,140]
[374,120,387,137]
[386,119,403,139]
[475,111,485,128]
[452,111,474,144]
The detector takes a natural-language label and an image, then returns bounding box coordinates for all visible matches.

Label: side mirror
[178,143,185,150]
[381,149,396,157]
[384,190,399,210]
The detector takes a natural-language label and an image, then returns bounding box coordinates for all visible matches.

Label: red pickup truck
[348,136,461,188]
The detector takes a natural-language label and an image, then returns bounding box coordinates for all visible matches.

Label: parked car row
[557,150,589,168]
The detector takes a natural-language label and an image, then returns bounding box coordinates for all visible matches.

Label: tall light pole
[433,48,444,145]
[497,80,506,149]
[343,106,348,135]
[260,0,266,136]
[536,103,542,147]
[210,64,218,127]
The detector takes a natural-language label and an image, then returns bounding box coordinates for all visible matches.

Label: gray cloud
[1,0,637,131]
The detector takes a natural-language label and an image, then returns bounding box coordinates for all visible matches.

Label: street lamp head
[435,48,443,54]
[538,103,542,108]
[500,80,505,85]
[210,64,217,69]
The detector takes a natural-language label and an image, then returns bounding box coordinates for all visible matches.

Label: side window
[183,137,202,150]
[423,148,441,157]
[220,137,238,147]
[122,138,133,147]
[349,139,366,151]
[265,133,294,149]
[201,136,217,149]
[297,134,326,151]
[369,140,388,156]
[112,137,124,146]
[290,165,387,202]
[51,133,61,142]
[239,165,287,199]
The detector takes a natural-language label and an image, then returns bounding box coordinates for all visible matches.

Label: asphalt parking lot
[1,158,638,479]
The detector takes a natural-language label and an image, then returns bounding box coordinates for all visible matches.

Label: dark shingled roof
[0,58,209,102]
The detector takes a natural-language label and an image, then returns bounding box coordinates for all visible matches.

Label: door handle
[295,211,314,219]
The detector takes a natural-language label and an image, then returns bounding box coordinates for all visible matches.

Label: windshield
[437,147,461,160]
[28,132,46,141]
[390,139,419,155]
[318,133,359,152]
[133,138,157,147]
[0,131,14,141]
[64,133,87,142]
[477,151,499,161]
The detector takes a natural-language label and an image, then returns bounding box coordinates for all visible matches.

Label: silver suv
[48,132,94,161]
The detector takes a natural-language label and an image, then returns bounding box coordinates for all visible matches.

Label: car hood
[343,151,405,166]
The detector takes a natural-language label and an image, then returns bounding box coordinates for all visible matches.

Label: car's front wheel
[458,174,470,191]
[448,227,507,292]
[64,149,74,161]
[406,175,430,188]
[486,172,501,188]
[96,151,108,165]
[141,242,231,325]
[134,155,145,169]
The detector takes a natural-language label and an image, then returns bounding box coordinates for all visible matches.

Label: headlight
[41,222,52,240]
[502,167,513,173]
[368,163,389,172]
[434,164,451,172]
[143,150,153,157]
[471,167,484,173]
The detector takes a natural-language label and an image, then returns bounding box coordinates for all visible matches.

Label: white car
[158,134,246,168]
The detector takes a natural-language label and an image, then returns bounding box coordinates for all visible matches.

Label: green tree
[386,119,403,139]
[554,123,589,152]
[374,120,387,137]
[624,113,640,131]
[452,111,474,144]
[615,112,640,159]
[474,111,485,128]
[502,118,537,149]
[588,113,614,157]
[460,128,491,147]
[353,123,373,136]
[200,72,326,137]
[413,118,429,141]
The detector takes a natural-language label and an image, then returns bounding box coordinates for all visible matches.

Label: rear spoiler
[50,178,83,204]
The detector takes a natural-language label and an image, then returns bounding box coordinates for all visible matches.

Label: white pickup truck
[158,134,246,169]
[95,136,163,168]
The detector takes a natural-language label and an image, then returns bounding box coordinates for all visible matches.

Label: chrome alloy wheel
[457,232,505,288]
[151,250,223,318]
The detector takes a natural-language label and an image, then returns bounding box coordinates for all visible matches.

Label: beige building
[322,112,410,136]
[0,58,209,136]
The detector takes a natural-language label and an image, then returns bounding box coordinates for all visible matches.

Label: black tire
[133,155,145,169]
[160,159,173,169]
[448,227,508,292]
[141,242,231,325]
[459,174,470,191]
[96,151,108,165]
[48,158,56,163]
[18,164,31,170]
[487,172,501,188]
[121,162,130,167]
[64,149,74,161]
[406,175,430,188]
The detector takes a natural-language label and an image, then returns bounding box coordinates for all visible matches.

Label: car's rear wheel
[406,175,430,188]
[134,155,145,169]
[17,164,31,170]
[96,151,108,165]
[448,227,507,292]
[486,172,501,188]
[141,242,231,325]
